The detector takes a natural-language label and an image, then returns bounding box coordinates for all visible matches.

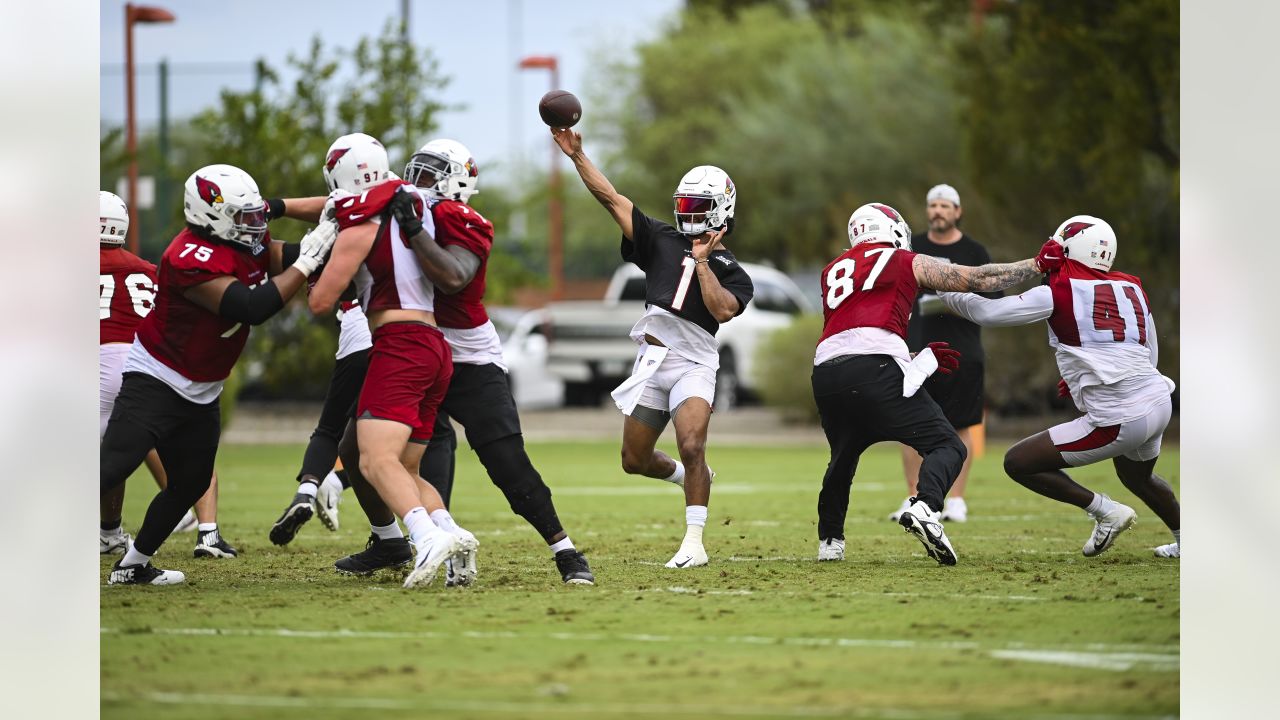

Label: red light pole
[518,55,564,301]
[124,3,175,253]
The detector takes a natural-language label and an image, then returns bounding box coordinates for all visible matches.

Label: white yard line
[100,625,1177,657]
[99,690,1176,719]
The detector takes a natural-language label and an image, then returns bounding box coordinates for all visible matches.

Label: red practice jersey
[334,181,436,313]
[818,242,919,342]
[135,228,271,382]
[100,247,157,345]
[431,200,493,329]
[1047,259,1152,350]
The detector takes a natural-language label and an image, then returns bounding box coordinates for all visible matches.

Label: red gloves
[1035,238,1065,273]
[1057,378,1071,399]
[927,342,961,374]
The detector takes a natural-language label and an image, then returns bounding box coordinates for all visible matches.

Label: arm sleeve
[938,285,1053,327]
[621,204,655,269]
[217,281,285,326]
[715,259,755,317]
[279,242,301,267]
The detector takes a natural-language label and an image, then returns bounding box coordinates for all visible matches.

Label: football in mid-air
[538,90,582,128]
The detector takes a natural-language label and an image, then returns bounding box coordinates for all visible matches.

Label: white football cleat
[108,560,184,586]
[898,498,957,566]
[404,529,460,589]
[1153,542,1179,558]
[941,497,968,523]
[444,525,479,587]
[99,531,131,555]
[173,510,199,534]
[664,543,709,569]
[314,473,343,531]
[888,497,912,522]
[817,537,845,562]
[1082,499,1137,557]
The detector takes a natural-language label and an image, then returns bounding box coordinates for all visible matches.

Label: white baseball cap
[926,183,961,207]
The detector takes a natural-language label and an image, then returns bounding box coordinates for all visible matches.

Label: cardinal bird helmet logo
[195,175,224,205]
[325,147,350,171]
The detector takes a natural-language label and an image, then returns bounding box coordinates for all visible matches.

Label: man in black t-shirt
[553,127,754,569]
[893,184,998,524]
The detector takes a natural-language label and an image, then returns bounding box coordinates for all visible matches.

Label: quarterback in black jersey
[554,127,754,569]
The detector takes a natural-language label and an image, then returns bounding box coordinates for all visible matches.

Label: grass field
[101,439,1179,719]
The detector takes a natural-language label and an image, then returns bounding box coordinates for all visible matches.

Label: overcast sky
[100,0,682,185]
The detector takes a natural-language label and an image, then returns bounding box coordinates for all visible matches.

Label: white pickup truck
[545,263,813,408]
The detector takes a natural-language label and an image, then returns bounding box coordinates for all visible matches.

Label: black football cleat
[269,492,315,545]
[554,549,595,585]
[334,534,412,575]
[194,528,239,558]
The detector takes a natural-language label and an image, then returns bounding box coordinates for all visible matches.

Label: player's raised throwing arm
[551,128,635,239]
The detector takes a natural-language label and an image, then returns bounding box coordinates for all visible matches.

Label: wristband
[266,198,286,220]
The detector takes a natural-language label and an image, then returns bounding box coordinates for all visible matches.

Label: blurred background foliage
[102,0,1178,414]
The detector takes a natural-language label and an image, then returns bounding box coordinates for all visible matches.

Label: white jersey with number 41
[940,260,1174,426]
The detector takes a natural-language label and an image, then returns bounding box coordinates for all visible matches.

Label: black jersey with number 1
[622,205,754,337]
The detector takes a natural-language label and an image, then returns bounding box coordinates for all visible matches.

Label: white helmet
[183,164,268,249]
[847,202,911,249]
[673,165,735,236]
[100,190,129,246]
[323,133,391,194]
[404,139,479,203]
[1052,214,1117,271]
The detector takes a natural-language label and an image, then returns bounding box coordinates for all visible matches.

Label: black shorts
[921,360,984,429]
[437,362,522,449]
[101,371,221,491]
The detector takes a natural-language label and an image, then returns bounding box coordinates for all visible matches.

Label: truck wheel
[715,349,739,411]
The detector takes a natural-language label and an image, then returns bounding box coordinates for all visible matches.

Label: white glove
[901,347,939,398]
[292,220,338,277]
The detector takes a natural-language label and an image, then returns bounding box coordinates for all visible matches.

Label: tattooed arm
[912,255,1041,293]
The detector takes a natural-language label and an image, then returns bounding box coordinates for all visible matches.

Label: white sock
[683,505,708,545]
[121,546,151,567]
[429,509,459,532]
[101,525,123,538]
[198,523,218,533]
[321,471,343,494]
[371,521,403,540]
[1173,529,1180,546]
[549,537,575,555]
[403,506,437,545]
[664,461,686,485]
[1085,493,1115,518]
[297,480,318,498]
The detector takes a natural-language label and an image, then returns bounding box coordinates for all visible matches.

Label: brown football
[538,90,582,128]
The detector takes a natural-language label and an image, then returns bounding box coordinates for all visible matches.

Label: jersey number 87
[825,248,896,310]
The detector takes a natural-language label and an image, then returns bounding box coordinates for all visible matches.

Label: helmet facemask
[227,203,268,248]
[672,166,735,237]
[404,150,478,202]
